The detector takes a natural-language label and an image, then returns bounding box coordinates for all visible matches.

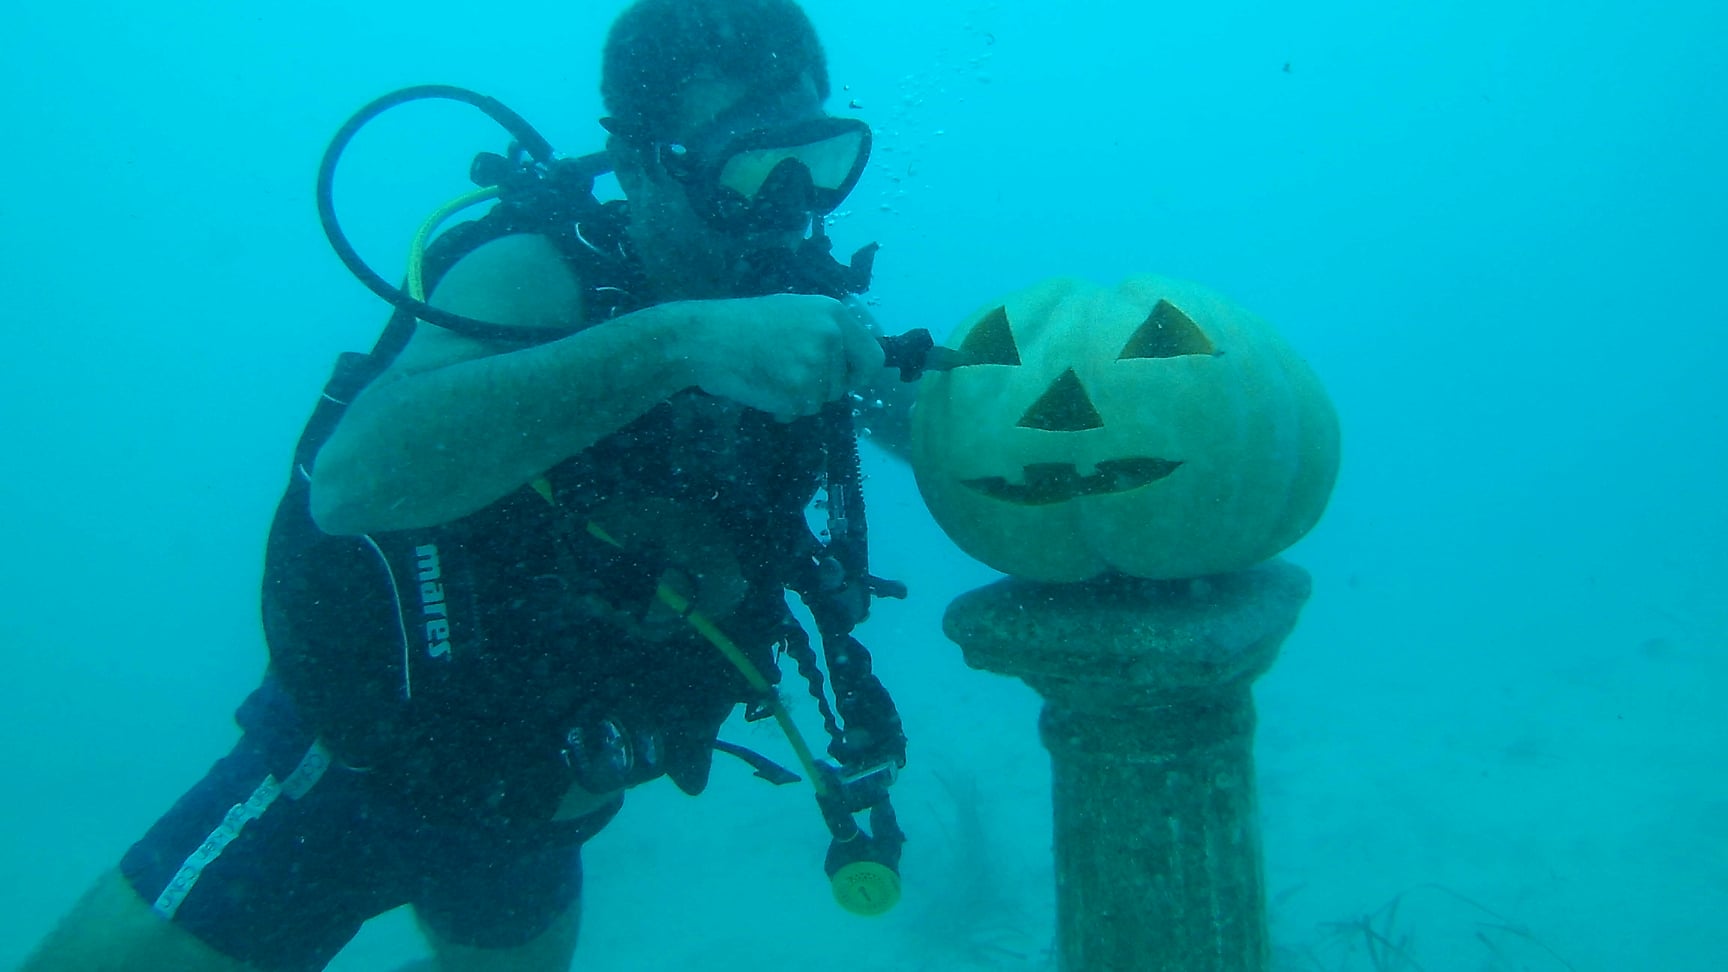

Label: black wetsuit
[262,204,827,827]
[118,197,891,972]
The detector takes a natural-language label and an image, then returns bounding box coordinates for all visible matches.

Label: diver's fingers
[836,300,887,391]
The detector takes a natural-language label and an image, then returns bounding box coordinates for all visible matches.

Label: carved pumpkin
[911,275,1339,582]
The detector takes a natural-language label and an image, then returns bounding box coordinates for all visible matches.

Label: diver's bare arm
[311,232,881,535]
[310,304,699,535]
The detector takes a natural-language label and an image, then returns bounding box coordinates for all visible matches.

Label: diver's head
[600,0,870,296]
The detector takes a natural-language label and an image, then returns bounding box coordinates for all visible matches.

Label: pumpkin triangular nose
[1018,368,1103,431]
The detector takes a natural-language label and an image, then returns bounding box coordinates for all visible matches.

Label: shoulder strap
[544,198,645,326]
[291,178,639,476]
[354,187,644,386]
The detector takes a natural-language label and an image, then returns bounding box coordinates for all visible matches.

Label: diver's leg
[25,680,420,972]
[407,801,620,972]
[415,897,581,972]
[19,868,255,972]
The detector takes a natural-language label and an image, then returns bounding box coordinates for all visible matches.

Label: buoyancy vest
[262,201,827,827]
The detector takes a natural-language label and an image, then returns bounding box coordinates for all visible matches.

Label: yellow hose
[406,186,502,301]
[576,517,834,797]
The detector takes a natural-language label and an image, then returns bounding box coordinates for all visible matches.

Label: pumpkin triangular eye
[1018,368,1103,432]
[957,305,1021,365]
[1119,300,1215,359]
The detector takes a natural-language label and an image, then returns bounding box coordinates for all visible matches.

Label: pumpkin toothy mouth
[961,457,1182,505]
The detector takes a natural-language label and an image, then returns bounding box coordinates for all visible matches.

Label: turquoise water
[2,1,1723,969]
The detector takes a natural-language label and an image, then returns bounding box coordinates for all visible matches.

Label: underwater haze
[2,0,1724,969]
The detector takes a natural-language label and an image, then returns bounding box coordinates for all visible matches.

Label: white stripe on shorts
[149,739,332,920]
[152,774,281,919]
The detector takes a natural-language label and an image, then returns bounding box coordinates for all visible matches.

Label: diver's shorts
[120,679,619,972]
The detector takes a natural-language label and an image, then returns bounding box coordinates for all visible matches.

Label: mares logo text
[415,544,452,659]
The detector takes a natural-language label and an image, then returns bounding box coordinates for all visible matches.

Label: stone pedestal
[943,560,1311,972]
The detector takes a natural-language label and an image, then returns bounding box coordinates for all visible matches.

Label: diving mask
[608,111,872,234]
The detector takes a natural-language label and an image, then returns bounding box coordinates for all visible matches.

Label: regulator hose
[314,84,556,333]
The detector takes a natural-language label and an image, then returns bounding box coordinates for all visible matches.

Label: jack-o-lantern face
[911,275,1339,582]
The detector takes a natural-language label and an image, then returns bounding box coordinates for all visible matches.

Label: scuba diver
[22,1,938,970]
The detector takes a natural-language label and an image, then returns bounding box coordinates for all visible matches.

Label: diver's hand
[669,294,886,418]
